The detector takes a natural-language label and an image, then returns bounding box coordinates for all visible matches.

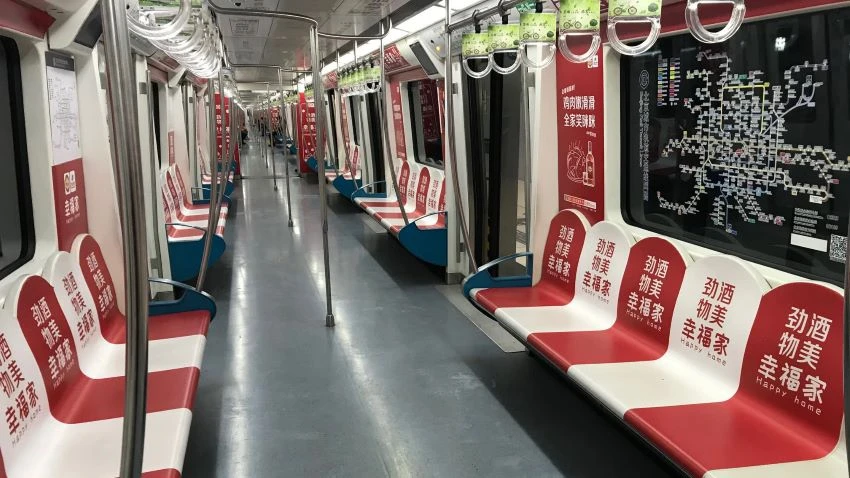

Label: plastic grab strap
[558,0,601,63]
[519,12,557,69]
[685,0,746,44]
[127,0,192,41]
[462,32,493,78]
[488,24,522,75]
[606,0,662,56]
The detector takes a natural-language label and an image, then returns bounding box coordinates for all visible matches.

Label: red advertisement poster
[340,96,351,155]
[46,51,88,251]
[384,44,411,73]
[214,93,231,164]
[167,130,175,165]
[297,92,316,173]
[420,80,440,143]
[389,81,407,160]
[557,50,604,224]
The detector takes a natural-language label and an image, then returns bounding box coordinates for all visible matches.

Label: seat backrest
[170,165,190,205]
[414,166,432,212]
[426,169,445,213]
[71,235,121,333]
[539,209,591,296]
[614,237,690,352]
[164,171,181,209]
[666,255,769,390]
[5,275,82,420]
[42,252,103,364]
[741,282,843,449]
[572,221,634,323]
[0,304,53,476]
[350,144,361,173]
[400,162,420,206]
[395,160,411,199]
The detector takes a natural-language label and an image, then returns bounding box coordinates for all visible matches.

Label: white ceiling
[213,0,417,85]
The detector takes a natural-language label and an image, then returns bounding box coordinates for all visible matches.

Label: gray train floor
[183,142,681,477]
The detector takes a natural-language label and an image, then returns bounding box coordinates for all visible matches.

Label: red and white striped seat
[624,281,845,476]
[43,250,205,375]
[72,234,211,343]
[353,159,407,210]
[568,255,768,416]
[161,177,226,242]
[0,276,195,477]
[171,165,229,219]
[356,160,419,217]
[469,209,590,314]
[326,143,361,182]
[490,221,634,341]
[529,237,690,372]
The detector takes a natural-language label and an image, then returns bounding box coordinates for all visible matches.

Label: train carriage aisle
[2,0,849,476]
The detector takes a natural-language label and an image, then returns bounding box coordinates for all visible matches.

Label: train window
[406,79,444,168]
[151,81,163,166]
[622,8,850,285]
[0,37,34,279]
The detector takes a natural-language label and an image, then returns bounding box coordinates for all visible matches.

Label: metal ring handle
[557,31,601,63]
[685,0,746,44]
[520,42,556,69]
[606,17,661,56]
[462,56,493,78]
[489,50,522,74]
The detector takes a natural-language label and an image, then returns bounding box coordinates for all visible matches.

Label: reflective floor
[183,142,680,477]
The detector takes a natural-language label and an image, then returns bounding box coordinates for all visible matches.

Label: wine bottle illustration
[583,141,595,187]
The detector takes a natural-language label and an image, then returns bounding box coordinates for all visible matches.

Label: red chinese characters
[60,271,95,345]
[85,251,115,320]
[581,238,616,302]
[546,224,578,283]
[0,333,40,445]
[681,276,736,364]
[757,307,831,408]
[625,254,670,330]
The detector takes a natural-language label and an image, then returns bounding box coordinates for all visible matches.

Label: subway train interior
[0,0,848,476]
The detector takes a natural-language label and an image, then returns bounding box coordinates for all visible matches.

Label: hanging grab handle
[127,0,192,40]
[685,0,746,44]
[462,31,493,78]
[557,0,601,63]
[488,22,522,75]
[606,0,662,56]
[519,10,557,69]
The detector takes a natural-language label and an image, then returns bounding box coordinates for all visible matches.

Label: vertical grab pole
[520,67,532,252]
[335,51,350,175]
[278,68,294,227]
[196,75,220,291]
[311,25,336,327]
[444,0,479,271]
[268,82,279,190]
[377,22,408,225]
[101,1,150,476]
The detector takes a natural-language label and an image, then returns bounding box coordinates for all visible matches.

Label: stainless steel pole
[144,69,164,275]
[278,68,294,227]
[520,67,532,253]
[268,83,278,190]
[444,0,478,270]
[196,77,220,290]
[336,52,354,176]
[377,24,408,225]
[101,1,149,476]
[311,25,336,327]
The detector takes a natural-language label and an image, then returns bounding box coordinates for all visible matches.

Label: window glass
[0,37,34,279]
[406,79,444,168]
[622,9,850,285]
[348,96,360,145]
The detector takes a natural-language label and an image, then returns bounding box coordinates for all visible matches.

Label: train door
[133,57,170,285]
[365,91,386,193]
[348,95,375,184]
[462,55,525,275]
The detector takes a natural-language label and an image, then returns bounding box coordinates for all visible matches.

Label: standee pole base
[325,313,336,327]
